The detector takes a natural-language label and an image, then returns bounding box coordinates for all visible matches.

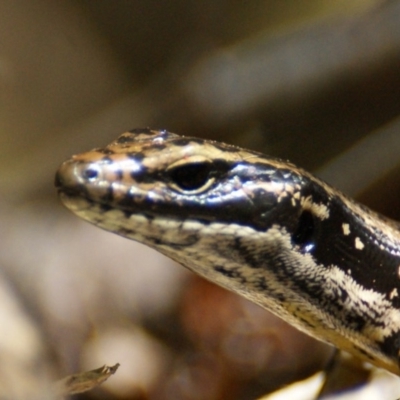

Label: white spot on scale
[390,288,399,300]
[342,223,350,236]
[355,237,364,250]
[300,196,329,220]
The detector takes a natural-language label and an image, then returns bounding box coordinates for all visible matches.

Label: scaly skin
[55,128,400,375]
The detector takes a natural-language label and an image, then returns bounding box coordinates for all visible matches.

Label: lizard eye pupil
[292,211,316,252]
[169,162,212,191]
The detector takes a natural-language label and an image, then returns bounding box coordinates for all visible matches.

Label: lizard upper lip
[55,169,86,200]
[55,160,95,212]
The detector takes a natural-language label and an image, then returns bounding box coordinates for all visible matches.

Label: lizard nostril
[83,166,99,181]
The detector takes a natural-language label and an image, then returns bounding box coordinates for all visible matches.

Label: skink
[55,128,400,375]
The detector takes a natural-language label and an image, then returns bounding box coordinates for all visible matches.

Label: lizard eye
[168,162,214,193]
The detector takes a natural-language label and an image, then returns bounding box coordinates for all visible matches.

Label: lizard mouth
[57,189,95,214]
[57,189,200,248]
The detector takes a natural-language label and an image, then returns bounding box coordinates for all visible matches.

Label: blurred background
[1,0,400,399]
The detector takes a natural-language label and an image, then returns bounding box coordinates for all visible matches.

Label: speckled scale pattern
[56,128,400,375]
